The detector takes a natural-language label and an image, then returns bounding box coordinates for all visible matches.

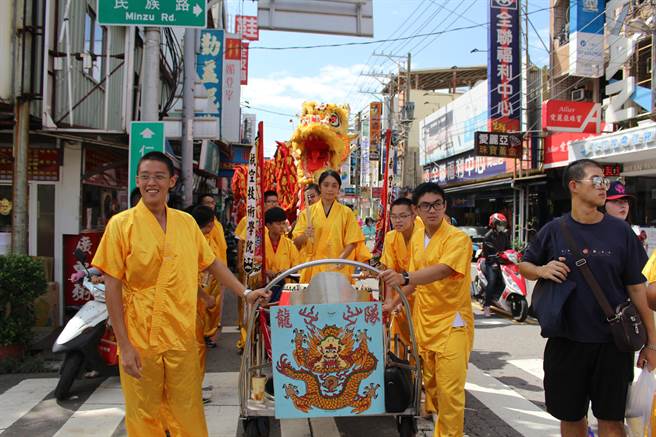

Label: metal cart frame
[238,259,422,437]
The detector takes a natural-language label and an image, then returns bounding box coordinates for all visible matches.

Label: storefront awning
[444,177,512,194]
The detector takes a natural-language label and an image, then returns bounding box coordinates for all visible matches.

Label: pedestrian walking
[380,182,474,437]
[92,152,269,436]
[519,159,656,437]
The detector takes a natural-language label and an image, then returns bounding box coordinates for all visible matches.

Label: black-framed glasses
[417,200,445,212]
[390,213,413,221]
[575,176,610,190]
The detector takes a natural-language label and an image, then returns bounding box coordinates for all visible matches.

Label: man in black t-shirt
[519,159,656,437]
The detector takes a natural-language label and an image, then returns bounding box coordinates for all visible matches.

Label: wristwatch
[401,271,410,287]
[243,288,253,298]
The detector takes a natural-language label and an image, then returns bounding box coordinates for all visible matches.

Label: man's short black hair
[305,183,319,193]
[264,190,278,200]
[198,193,215,203]
[191,205,214,228]
[137,151,175,176]
[412,182,446,205]
[391,197,413,210]
[562,159,603,191]
[265,207,287,224]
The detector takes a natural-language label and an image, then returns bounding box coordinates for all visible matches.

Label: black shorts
[543,337,634,422]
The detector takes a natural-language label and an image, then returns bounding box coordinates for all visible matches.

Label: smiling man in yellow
[92,152,269,436]
[381,182,473,437]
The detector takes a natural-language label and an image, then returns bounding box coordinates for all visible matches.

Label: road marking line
[467,363,560,437]
[309,417,340,437]
[280,419,312,437]
[0,377,59,432]
[220,326,240,334]
[53,377,125,436]
[508,358,545,381]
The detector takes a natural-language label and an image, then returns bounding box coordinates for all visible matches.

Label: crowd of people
[90,152,656,437]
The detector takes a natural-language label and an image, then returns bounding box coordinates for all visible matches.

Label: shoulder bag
[559,219,646,352]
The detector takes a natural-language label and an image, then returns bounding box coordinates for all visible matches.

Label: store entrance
[29,183,55,258]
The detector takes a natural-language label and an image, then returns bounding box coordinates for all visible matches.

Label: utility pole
[401,52,412,187]
[181,29,196,208]
[11,0,29,255]
[141,28,160,121]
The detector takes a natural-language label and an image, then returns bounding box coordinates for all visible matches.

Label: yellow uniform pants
[420,328,469,437]
[121,348,207,437]
[204,287,224,340]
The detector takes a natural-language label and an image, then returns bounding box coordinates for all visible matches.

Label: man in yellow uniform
[380,198,423,353]
[264,207,300,300]
[92,152,269,436]
[234,190,279,350]
[381,182,473,437]
[198,194,228,348]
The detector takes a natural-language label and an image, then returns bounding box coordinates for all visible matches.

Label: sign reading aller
[98,0,207,28]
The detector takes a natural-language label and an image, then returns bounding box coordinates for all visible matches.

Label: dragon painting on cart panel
[270,302,385,419]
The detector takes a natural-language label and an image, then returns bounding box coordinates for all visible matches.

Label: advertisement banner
[369,102,382,160]
[0,148,60,181]
[63,233,103,306]
[419,81,487,165]
[569,0,605,78]
[541,99,601,133]
[240,42,249,85]
[426,151,513,185]
[543,132,594,168]
[222,34,242,143]
[570,124,656,161]
[474,131,523,158]
[488,0,520,132]
[196,30,223,118]
[235,15,259,41]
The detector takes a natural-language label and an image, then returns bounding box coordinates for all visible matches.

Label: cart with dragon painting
[238,259,422,437]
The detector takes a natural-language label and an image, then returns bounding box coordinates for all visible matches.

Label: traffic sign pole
[129,121,166,204]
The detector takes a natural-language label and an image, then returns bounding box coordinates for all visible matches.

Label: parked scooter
[473,249,529,322]
[52,250,117,400]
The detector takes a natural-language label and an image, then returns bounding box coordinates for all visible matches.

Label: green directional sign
[98,0,207,28]
[129,121,165,202]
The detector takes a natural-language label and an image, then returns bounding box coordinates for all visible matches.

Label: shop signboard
[97,0,207,28]
[129,121,165,197]
[542,100,601,134]
[543,132,594,169]
[487,0,520,132]
[0,148,60,181]
[568,0,605,78]
[474,131,523,158]
[241,113,257,144]
[419,81,487,165]
[63,233,103,306]
[222,34,242,143]
[570,124,656,161]
[361,138,370,187]
[369,102,382,160]
[196,29,224,118]
[240,42,249,85]
[235,15,259,41]
[602,163,622,177]
[426,151,512,185]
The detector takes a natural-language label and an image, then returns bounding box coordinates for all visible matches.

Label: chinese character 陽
[364,305,380,325]
[176,0,190,11]
[145,0,159,10]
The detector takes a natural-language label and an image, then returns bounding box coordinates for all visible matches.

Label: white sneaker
[483,306,491,317]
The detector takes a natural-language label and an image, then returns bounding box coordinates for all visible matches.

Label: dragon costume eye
[329,113,340,128]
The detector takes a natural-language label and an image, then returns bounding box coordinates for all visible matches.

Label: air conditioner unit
[571,88,585,101]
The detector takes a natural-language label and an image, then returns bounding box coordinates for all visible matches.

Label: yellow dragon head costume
[290,101,351,183]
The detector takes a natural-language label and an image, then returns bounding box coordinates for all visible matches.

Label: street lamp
[470,48,488,53]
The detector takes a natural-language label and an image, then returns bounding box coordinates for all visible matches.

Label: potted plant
[0,255,47,359]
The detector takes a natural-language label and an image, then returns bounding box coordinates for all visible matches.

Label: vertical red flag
[373,129,393,256]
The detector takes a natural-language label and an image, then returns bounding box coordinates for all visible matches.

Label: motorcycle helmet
[488,213,508,231]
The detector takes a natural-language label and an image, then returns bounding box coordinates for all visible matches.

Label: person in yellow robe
[380,182,473,437]
[264,207,300,301]
[293,170,365,283]
[295,183,320,262]
[92,152,269,436]
[198,194,228,348]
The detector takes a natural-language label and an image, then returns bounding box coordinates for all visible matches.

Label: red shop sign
[63,232,103,306]
[0,148,60,181]
[542,99,601,134]
[543,132,595,169]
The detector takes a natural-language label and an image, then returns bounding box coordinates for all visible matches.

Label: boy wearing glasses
[380,183,473,437]
[519,159,656,437]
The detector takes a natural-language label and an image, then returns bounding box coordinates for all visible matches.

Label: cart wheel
[397,416,416,437]
[243,417,270,437]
